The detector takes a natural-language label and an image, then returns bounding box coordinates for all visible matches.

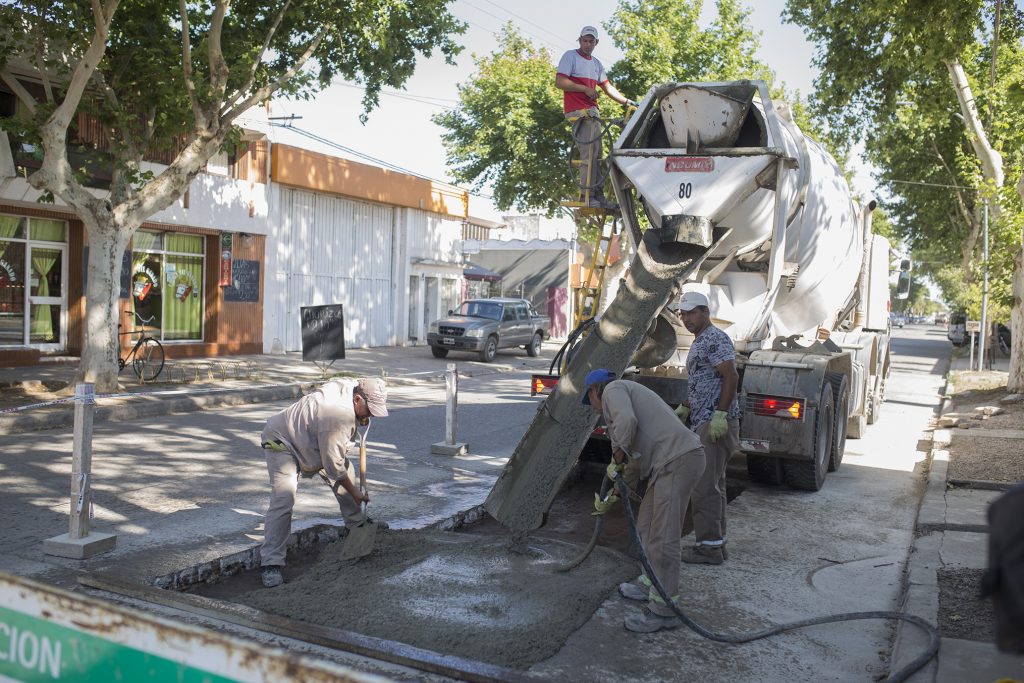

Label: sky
[261,0,873,228]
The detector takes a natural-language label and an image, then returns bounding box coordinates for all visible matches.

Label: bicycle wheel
[133,338,165,382]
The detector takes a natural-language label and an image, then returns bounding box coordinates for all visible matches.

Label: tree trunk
[79,220,132,392]
[1010,175,1024,393]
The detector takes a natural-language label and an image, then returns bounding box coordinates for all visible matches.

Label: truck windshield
[457,301,502,321]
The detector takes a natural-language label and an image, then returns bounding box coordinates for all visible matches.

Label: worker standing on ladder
[555,25,634,210]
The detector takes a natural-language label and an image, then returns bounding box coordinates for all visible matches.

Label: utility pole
[979,203,989,369]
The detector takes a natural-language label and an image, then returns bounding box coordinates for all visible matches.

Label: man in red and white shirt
[555,25,634,209]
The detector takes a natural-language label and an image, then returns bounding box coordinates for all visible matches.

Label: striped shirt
[556,49,608,113]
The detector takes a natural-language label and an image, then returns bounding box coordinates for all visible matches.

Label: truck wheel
[826,373,849,472]
[783,382,834,492]
[867,375,885,425]
[746,455,785,485]
[431,346,449,359]
[479,336,498,363]
[526,332,543,357]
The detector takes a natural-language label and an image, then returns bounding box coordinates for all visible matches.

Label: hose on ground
[555,474,610,572]
[592,472,940,683]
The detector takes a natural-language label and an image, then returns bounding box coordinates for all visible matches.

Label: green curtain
[29,250,58,342]
[0,215,25,239]
[165,233,203,254]
[163,254,202,340]
[30,219,65,242]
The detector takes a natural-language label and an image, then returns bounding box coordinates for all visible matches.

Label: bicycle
[118,312,165,382]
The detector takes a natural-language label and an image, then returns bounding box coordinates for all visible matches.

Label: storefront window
[131,230,204,342]
[0,214,66,347]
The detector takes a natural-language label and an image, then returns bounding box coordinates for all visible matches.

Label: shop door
[27,244,66,349]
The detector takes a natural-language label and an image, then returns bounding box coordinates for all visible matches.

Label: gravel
[937,567,996,643]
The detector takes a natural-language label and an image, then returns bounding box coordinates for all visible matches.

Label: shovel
[337,420,377,562]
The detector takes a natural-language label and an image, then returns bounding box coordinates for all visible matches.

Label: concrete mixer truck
[486,81,893,532]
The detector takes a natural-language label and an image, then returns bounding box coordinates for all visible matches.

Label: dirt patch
[943,383,1024,485]
[937,567,996,642]
[0,380,71,411]
[234,529,637,668]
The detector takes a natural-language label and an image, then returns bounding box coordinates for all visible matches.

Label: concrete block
[938,530,990,569]
[44,531,117,559]
[431,441,469,456]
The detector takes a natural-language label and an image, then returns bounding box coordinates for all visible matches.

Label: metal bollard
[44,383,116,558]
[431,363,468,456]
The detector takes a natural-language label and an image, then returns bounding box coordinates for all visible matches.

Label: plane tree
[0,0,463,390]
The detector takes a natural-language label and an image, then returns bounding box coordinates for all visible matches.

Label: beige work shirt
[261,379,358,480]
[601,379,703,482]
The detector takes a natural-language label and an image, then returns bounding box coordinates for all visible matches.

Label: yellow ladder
[573,212,618,327]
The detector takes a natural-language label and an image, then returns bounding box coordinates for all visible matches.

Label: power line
[269,122,494,201]
[330,82,455,110]
[478,0,566,46]
[457,0,558,52]
[887,179,975,190]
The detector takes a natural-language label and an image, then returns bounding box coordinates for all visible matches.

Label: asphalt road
[0,325,954,681]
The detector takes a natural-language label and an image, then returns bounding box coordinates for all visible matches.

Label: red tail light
[746,394,804,420]
[531,374,560,396]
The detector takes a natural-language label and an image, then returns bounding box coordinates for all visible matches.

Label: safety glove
[606,460,624,480]
[592,492,620,516]
[674,404,691,423]
[709,410,729,442]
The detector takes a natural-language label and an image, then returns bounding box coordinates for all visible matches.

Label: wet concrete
[230,529,636,669]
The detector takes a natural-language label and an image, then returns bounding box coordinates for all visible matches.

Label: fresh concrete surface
[934,638,1024,683]
[1,324,1004,681]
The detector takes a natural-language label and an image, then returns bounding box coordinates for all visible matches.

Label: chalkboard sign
[301,304,346,361]
[82,247,132,298]
[222,259,260,302]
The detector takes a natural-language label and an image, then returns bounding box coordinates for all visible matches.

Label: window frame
[131,230,206,343]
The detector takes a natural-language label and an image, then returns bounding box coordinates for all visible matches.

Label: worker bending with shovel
[259,377,389,588]
[582,369,706,632]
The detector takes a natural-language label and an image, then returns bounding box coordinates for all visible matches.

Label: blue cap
[581,369,616,405]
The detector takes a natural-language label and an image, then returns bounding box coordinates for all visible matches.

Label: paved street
[0,326,958,681]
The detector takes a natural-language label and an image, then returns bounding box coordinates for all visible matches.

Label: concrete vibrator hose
[587,471,941,682]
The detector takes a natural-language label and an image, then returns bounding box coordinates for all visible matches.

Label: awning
[463,261,502,281]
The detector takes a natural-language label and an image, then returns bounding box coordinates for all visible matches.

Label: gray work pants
[568,109,604,199]
[691,419,740,544]
[260,447,365,567]
[636,447,705,616]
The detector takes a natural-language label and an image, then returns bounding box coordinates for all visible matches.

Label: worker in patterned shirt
[555,25,635,209]
[671,291,741,564]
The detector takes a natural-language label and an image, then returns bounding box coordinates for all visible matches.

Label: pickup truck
[427,298,550,362]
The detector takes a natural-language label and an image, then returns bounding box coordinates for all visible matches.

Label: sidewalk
[892,350,1024,681]
[0,344,557,435]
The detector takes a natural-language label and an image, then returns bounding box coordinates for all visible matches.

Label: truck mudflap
[739,342,851,460]
[484,229,713,532]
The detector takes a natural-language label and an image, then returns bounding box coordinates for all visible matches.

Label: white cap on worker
[579,25,598,39]
[675,291,709,312]
[357,377,388,417]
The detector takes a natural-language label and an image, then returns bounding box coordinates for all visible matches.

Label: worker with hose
[555,25,635,209]
[671,291,741,565]
[258,377,389,588]
[581,368,706,632]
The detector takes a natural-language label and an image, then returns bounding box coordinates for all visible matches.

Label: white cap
[674,291,709,312]
[579,25,598,39]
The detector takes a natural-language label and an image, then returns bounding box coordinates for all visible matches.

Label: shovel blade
[338,523,378,562]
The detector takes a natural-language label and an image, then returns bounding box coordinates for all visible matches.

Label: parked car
[427,298,550,363]
[948,311,968,347]
[891,312,906,328]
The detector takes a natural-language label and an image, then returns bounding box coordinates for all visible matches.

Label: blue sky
[266,0,871,221]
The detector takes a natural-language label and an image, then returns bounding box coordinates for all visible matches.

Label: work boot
[618,580,648,602]
[261,566,284,588]
[681,543,724,565]
[624,608,682,633]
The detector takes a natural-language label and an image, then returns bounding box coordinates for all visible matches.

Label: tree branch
[206,0,231,115]
[929,137,973,230]
[222,27,328,121]
[178,0,205,130]
[220,0,292,114]
[946,58,1004,220]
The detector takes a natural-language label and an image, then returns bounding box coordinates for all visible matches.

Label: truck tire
[526,332,543,357]
[746,455,785,485]
[479,336,498,363]
[431,346,449,359]
[783,382,834,492]
[826,373,849,472]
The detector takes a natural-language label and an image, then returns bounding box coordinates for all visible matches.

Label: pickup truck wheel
[431,346,449,359]
[826,373,849,472]
[479,336,498,363]
[526,332,543,357]
[746,455,785,485]
[783,382,833,492]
